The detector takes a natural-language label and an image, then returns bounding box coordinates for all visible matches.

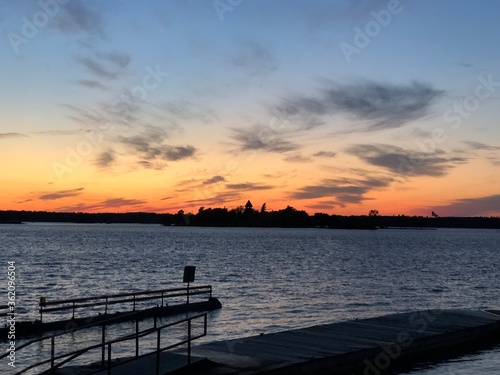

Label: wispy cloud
[428,194,500,217]
[230,124,300,153]
[117,125,196,165]
[16,198,34,204]
[278,80,443,132]
[94,150,115,168]
[284,154,313,163]
[97,52,131,68]
[50,1,105,38]
[203,176,226,185]
[186,191,242,207]
[226,182,274,191]
[291,176,392,205]
[0,132,27,138]
[160,196,176,201]
[163,145,196,161]
[463,141,500,151]
[305,201,337,212]
[232,41,278,75]
[36,129,87,136]
[159,99,217,124]
[455,62,475,68]
[347,144,468,177]
[58,197,147,212]
[313,151,336,158]
[76,79,108,90]
[462,141,500,166]
[39,188,84,200]
[76,57,118,79]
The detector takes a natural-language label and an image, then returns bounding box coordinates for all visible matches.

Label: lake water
[1,223,499,374]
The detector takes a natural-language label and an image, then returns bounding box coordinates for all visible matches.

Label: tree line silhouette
[1,203,499,229]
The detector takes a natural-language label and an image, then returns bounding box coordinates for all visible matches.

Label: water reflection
[397,344,500,374]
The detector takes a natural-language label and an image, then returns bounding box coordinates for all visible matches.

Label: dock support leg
[156,330,161,375]
[51,336,55,374]
[135,319,139,357]
[188,319,192,365]
[107,344,112,375]
[101,325,106,366]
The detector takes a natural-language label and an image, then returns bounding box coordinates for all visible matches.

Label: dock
[12,309,500,375]
[1,284,221,338]
[182,309,500,374]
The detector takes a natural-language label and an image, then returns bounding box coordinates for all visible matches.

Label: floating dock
[1,285,221,338]
[14,309,500,375]
[183,309,500,375]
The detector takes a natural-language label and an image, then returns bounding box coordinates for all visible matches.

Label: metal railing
[0,304,10,317]
[39,285,212,322]
[0,309,147,362]
[14,313,208,375]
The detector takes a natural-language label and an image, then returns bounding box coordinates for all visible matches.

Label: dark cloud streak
[76,57,117,79]
[0,132,27,138]
[230,125,300,153]
[39,188,84,200]
[58,198,146,212]
[51,1,105,38]
[279,80,443,132]
[232,41,278,75]
[226,182,274,191]
[94,150,115,168]
[203,176,226,185]
[76,79,108,90]
[347,144,467,177]
[430,194,500,216]
[291,176,392,206]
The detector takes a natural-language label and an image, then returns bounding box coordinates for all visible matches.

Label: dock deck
[182,309,500,374]
[54,309,500,375]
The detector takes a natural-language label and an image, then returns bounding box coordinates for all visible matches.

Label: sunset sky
[1,0,499,216]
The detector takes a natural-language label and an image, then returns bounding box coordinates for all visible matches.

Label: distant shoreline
[1,210,499,229]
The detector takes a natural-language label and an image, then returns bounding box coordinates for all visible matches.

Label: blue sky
[1,0,499,216]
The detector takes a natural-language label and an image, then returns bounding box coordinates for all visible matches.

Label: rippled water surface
[1,224,499,373]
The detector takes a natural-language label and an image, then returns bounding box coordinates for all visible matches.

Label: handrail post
[51,336,55,374]
[72,302,75,319]
[105,296,108,314]
[204,313,207,335]
[188,318,192,365]
[135,318,139,357]
[161,291,164,307]
[107,343,112,375]
[101,325,106,366]
[133,294,136,311]
[210,285,212,298]
[156,329,161,375]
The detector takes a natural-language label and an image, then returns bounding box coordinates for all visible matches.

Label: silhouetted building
[245,200,253,210]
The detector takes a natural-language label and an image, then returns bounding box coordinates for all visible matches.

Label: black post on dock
[183,266,195,305]
[101,325,106,366]
[39,296,46,323]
